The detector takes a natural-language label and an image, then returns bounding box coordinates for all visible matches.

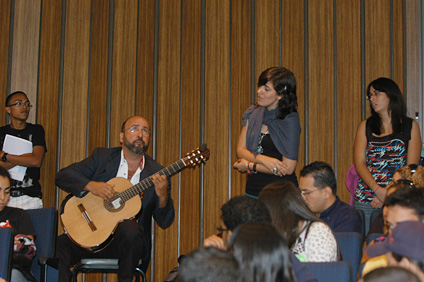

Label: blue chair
[303,261,351,282]
[335,232,361,282]
[0,227,13,281]
[27,208,58,282]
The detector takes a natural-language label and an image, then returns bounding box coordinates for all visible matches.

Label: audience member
[299,161,362,236]
[366,221,424,281]
[203,195,316,282]
[360,266,420,282]
[353,77,422,235]
[392,164,424,186]
[0,91,47,209]
[0,166,36,281]
[229,222,296,282]
[259,181,338,262]
[178,247,241,282]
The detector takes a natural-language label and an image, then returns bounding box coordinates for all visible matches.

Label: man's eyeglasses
[366,91,383,100]
[8,102,32,108]
[393,179,416,188]
[300,189,320,196]
[125,126,150,136]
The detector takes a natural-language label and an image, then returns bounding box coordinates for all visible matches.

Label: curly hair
[257,67,298,119]
[394,165,424,187]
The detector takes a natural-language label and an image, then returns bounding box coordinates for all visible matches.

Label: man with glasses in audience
[55,115,175,282]
[299,161,362,236]
[0,91,46,209]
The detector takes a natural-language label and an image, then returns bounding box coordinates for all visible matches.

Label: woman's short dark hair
[0,166,12,184]
[258,67,297,119]
[258,181,320,248]
[366,77,406,136]
[229,222,296,282]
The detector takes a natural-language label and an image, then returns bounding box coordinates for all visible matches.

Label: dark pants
[57,220,147,282]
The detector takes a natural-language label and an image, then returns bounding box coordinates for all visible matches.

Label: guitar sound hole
[104,197,125,212]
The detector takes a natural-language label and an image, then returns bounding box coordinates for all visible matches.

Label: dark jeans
[57,220,147,282]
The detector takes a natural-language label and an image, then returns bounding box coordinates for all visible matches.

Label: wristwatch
[1,153,8,162]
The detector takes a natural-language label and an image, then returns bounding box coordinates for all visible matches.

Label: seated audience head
[178,247,241,282]
[384,187,424,236]
[361,266,420,282]
[229,222,295,282]
[258,181,319,247]
[366,221,424,281]
[392,164,424,187]
[0,166,12,212]
[220,195,271,244]
[299,161,337,214]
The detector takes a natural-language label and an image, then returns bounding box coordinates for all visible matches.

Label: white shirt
[116,150,145,185]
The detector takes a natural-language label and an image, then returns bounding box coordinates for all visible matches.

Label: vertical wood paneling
[255,0,279,75]
[203,0,230,239]
[180,0,202,256]
[282,0,305,179]
[405,0,420,118]
[110,0,138,146]
[37,0,62,208]
[230,0,251,197]
[392,0,403,90]
[308,0,335,165]
[136,0,155,127]
[365,0,391,84]
[88,0,110,152]
[10,0,41,123]
[336,0,362,203]
[154,0,181,280]
[59,0,91,227]
[0,0,11,129]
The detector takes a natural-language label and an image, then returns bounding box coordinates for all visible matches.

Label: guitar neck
[119,159,186,201]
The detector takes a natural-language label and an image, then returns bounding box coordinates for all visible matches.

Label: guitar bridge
[78,203,97,232]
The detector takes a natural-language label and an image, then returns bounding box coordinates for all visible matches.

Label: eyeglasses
[8,102,32,108]
[393,179,416,188]
[366,91,383,100]
[300,189,320,196]
[217,226,228,233]
[125,126,150,136]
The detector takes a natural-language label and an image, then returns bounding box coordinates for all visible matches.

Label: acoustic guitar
[60,144,210,252]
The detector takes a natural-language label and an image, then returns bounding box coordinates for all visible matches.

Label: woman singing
[234,67,301,197]
[353,77,422,234]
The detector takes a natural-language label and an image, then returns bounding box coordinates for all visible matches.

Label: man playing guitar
[55,115,174,282]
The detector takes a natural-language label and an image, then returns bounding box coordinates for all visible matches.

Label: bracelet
[246,162,251,175]
[374,186,379,193]
[251,163,257,174]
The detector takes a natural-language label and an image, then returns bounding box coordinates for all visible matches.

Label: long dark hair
[258,67,297,119]
[367,77,407,136]
[258,181,320,248]
[229,222,296,282]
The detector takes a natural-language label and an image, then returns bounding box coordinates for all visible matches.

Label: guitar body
[61,177,142,251]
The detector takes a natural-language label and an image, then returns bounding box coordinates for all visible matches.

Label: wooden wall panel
[58,0,91,226]
[392,0,403,90]
[230,0,251,197]
[282,0,305,178]
[365,0,391,86]
[136,0,155,128]
[37,0,62,208]
[88,0,110,152]
[308,0,334,165]
[0,0,11,122]
[336,0,362,203]
[180,0,202,256]
[110,0,138,146]
[10,0,41,123]
[203,0,230,240]
[255,0,279,75]
[154,0,181,280]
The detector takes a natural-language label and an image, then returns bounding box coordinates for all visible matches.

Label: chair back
[0,228,13,281]
[27,208,58,282]
[303,261,352,282]
[357,209,365,240]
[335,232,361,282]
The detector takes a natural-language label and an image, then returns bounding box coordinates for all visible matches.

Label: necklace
[256,131,269,154]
